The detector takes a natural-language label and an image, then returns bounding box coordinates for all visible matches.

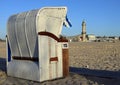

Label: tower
[81,20,86,42]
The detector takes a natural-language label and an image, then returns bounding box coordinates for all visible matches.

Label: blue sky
[0,0,120,38]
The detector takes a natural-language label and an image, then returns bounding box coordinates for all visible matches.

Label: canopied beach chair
[6,7,71,82]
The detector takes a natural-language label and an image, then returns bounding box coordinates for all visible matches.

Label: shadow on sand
[1,59,120,85]
[70,67,120,79]
[0,58,6,72]
[1,58,120,79]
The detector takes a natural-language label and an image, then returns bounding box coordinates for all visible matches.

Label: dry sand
[1,41,120,85]
[69,42,120,71]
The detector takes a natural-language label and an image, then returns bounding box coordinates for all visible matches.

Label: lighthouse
[81,20,87,42]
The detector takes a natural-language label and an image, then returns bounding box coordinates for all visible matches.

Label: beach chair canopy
[7,7,70,58]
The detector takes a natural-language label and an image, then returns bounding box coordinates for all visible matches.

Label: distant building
[67,20,97,42]
[87,34,96,42]
[81,20,87,42]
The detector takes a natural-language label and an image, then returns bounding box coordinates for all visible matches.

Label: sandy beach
[1,41,120,85]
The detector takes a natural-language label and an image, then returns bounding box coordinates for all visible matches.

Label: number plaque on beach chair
[6,7,71,82]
